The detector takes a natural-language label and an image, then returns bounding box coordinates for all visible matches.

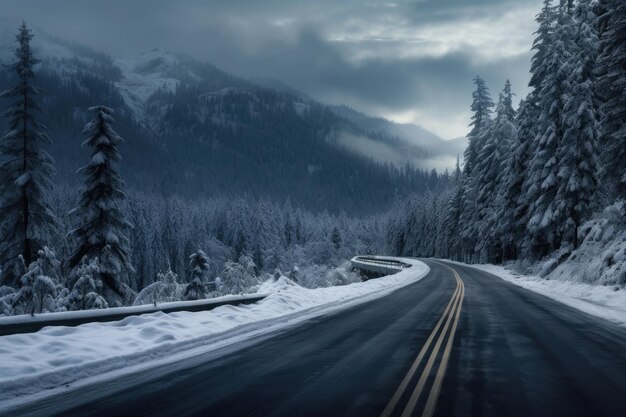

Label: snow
[0,258,428,408]
[0,19,71,64]
[200,87,250,98]
[293,101,309,115]
[549,202,626,286]
[114,49,182,121]
[0,293,266,326]
[457,262,626,326]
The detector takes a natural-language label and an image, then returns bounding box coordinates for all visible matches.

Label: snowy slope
[547,202,626,286]
[114,49,182,120]
[0,259,429,409]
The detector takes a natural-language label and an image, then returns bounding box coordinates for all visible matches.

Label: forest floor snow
[467,263,626,326]
[0,258,428,409]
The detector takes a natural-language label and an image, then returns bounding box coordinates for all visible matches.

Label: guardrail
[0,293,268,336]
[350,256,411,278]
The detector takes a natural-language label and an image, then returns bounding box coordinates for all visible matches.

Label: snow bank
[0,258,428,407]
[467,263,626,326]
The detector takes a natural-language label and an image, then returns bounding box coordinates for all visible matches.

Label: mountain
[0,23,459,213]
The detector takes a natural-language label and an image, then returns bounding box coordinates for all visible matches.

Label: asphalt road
[10,260,626,417]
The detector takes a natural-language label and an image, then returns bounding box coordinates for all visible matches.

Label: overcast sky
[0,0,542,139]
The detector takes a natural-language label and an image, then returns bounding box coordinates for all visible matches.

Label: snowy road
[7,260,626,417]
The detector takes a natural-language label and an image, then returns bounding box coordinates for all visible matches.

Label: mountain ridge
[0,22,459,213]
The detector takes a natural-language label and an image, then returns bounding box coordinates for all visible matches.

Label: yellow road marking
[400,274,462,417]
[421,267,464,417]
[380,275,461,417]
[381,261,465,417]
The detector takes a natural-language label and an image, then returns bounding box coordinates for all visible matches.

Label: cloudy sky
[1,0,542,139]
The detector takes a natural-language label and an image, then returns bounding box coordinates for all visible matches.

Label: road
[9,260,626,417]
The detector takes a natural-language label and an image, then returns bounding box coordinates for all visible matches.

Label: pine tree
[331,226,342,250]
[555,0,600,248]
[596,0,626,197]
[64,258,108,310]
[474,82,517,262]
[530,1,558,90]
[525,8,572,257]
[189,250,210,282]
[463,76,495,176]
[69,105,133,305]
[498,97,537,259]
[0,22,58,286]
[442,157,463,259]
[184,250,209,300]
[459,76,493,261]
[516,1,557,258]
[13,253,59,315]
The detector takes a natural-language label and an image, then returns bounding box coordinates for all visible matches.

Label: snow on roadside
[0,258,428,407]
[0,294,266,326]
[467,263,626,326]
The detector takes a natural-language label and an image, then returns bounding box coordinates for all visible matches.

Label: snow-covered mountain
[0,23,460,212]
[114,49,182,120]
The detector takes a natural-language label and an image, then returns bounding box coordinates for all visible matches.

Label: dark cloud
[0,0,542,137]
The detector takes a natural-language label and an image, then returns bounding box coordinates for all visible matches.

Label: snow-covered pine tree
[459,76,494,261]
[515,1,557,258]
[424,193,440,257]
[555,0,600,248]
[0,22,58,286]
[331,226,342,250]
[69,105,133,306]
[442,157,464,259]
[525,7,573,258]
[12,253,59,315]
[531,1,558,90]
[498,96,537,260]
[474,81,517,262]
[596,0,626,197]
[500,79,517,122]
[64,258,108,310]
[434,189,452,258]
[128,198,151,290]
[463,76,495,177]
[184,250,209,300]
[36,246,61,283]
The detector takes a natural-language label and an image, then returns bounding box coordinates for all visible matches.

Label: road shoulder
[441,260,626,326]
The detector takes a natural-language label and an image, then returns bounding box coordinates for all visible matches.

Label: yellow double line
[381,262,465,417]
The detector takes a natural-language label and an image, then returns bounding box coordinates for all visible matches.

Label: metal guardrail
[350,256,411,278]
[352,256,411,269]
[0,294,268,336]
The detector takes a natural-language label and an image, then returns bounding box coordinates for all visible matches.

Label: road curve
[7,260,626,417]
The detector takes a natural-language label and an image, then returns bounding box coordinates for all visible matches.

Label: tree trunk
[22,76,31,267]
